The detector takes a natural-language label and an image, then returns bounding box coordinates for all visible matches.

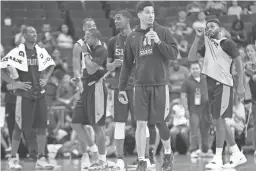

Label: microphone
[148,23,153,31]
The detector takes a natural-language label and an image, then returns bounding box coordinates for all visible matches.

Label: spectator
[38,24,56,53]
[231,19,248,47]
[169,100,189,155]
[251,23,256,45]
[169,60,190,101]
[238,47,248,64]
[105,115,116,157]
[249,1,256,14]
[180,61,212,158]
[244,44,256,157]
[178,38,189,58]
[220,27,231,39]
[56,24,74,49]
[13,24,25,46]
[52,48,69,73]
[175,11,193,36]
[192,11,207,31]
[206,0,227,16]
[242,7,251,15]
[168,22,183,43]
[186,1,205,16]
[227,0,242,17]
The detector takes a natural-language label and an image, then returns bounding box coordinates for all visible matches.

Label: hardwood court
[1,154,256,171]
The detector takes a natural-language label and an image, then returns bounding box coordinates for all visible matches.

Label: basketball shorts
[113,89,134,122]
[15,96,48,132]
[134,85,170,124]
[207,77,233,119]
[72,80,107,126]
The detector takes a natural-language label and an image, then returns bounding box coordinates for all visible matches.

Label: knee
[136,121,147,129]
[180,127,188,135]
[35,128,46,135]
[93,126,105,135]
[114,122,125,140]
[170,127,179,136]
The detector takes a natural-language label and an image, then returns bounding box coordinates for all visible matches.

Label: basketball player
[188,18,247,169]
[71,18,107,169]
[118,1,178,171]
[71,28,109,170]
[1,26,55,169]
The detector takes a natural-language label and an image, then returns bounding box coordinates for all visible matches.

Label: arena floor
[1,154,256,171]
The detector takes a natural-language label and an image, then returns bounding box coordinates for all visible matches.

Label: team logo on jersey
[40,53,43,59]
[115,48,124,57]
[139,37,153,56]
[19,51,24,57]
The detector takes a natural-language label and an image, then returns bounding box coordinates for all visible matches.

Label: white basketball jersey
[202,33,233,86]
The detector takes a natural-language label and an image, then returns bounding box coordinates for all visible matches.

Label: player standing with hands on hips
[188,18,247,169]
[118,1,178,171]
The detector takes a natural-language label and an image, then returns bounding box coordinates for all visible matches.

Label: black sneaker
[162,153,174,171]
[136,160,147,171]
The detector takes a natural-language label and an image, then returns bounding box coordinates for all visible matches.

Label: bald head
[22,26,37,43]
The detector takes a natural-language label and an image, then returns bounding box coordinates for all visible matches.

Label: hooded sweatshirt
[119,22,178,91]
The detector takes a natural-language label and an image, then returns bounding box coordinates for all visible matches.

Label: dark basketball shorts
[134,85,170,124]
[113,89,134,122]
[72,81,107,126]
[207,77,233,119]
[15,96,48,132]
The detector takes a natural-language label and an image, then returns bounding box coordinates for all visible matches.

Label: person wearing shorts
[118,2,178,171]
[71,28,110,170]
[1,26,55,170]
[188,18,247,169]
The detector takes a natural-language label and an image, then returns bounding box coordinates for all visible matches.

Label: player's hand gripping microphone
[118,91,128,104]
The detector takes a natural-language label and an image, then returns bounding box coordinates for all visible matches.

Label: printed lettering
[115,48,124,56]
[27,59,38,66]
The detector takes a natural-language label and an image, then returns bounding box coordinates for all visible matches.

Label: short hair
[115,10,132,19]
[206,18,221,26]
[189,60,200,68]
[136,1,154,14]
[22,26,35,35]
[81,18,95,26]
[87,28,101,39]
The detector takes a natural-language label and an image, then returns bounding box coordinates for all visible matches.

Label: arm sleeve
[222,39,239,59]
[119,36,135,91]
[157,27,179,60]
[91,46,108,67]
[107,37,115,62]
[197,45,205,57]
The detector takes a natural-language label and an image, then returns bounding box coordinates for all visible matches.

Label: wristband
[156,40,161,45]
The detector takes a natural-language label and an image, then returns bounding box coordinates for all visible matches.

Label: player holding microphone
[118,1,178,171]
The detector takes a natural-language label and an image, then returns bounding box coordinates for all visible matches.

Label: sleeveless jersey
[202,32,233,86]
[16,47,44,99]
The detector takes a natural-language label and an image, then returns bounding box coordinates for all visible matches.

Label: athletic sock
[99,154,106,162]
[164,149,172,155]
[138,156,145,161]
[90,144,98,153]
[230,144,240,154]
[216,148,223,158]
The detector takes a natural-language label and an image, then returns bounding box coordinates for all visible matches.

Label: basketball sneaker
[205,155,223,170]
[81,153,91,169]
[88,160,109,170]
[162,153,174,171]
[222,152,247,169]
[116,158,126,171]
[136,160,147,171]
[36,154,54,170]
[8,154,22,170]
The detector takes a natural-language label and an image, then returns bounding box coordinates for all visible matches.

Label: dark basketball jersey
[81,45,108,86]
[107,33,134,89]
[16,47,43,99]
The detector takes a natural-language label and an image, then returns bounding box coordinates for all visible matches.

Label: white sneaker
[205,155,223,170]
[116,158,126,171]
[201,149,214,158]
[81,153,91,169]
[8,154,22,170]
[36,156,54,170]
[190,151,199,158]
[145,158,156,168]
[254,151,256,158]
[222,152,247,169]
[89,160,109,170]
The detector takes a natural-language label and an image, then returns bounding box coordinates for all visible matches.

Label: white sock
[216,148,223,158]
[99,154,106,162]
[89,144,98,153]
[230,144,240,154]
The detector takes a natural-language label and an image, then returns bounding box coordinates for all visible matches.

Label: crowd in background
[1,0,256,159]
